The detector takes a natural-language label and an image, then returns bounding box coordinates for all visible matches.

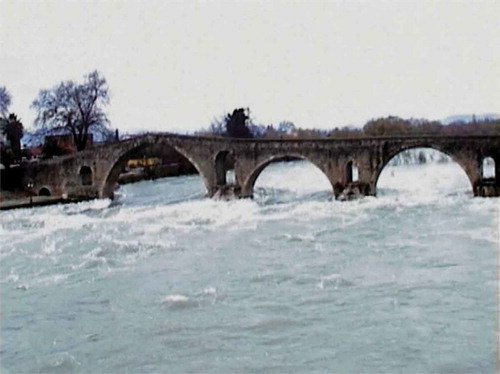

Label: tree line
[200,112,500,139]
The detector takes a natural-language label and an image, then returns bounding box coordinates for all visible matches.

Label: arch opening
[375,147,471,197]
[38,187,51,196]
[215,151,235,186]
[248,156,332,202]
[102,141,203,199]
[346,160,359,183]
[79,166,93,186]
[482,157,495,179]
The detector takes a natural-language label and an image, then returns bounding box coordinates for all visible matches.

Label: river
[1,153,498,373]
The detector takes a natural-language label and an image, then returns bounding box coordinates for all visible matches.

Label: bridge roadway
[18,133,500,200]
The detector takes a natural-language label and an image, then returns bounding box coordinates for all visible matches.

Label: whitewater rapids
[1,156,498,373]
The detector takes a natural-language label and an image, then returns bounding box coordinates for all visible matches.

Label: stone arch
[215,150,235,186]
[38,187,51,196]
[482,156,495,179]
[241,154,334,198]
[100,138,210,198]
[372,145,474,194]
[79,165,93,186]
[345,159,359,183]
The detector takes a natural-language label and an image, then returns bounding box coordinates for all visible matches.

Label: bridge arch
[345,159,359,183]
[38,187,51,196]
[240,154,334,198]
[215,150,235,186]
[482,156,496,179]
[79,166,93,186]
[372,145,474,195]
[100,138,211,198]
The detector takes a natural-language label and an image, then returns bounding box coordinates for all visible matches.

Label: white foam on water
[316,273,341,289]
[283,233,316,242]
[34,273,69,287]
[37,352,81,374]
[104,198,261,233]
[321,273,342,281]
[62,198,112,213]
[378,162,471,201]
[41,236,61,255]
[1,208,111,247]
[203,286,217,295]
[161,294,189,303]
[316,273,355,290]
[458,226,499,245]
[3,268,20,283]
[1,160,476,256]
[82,161,479,250]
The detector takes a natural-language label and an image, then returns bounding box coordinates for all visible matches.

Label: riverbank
[0,195,93,211]
[0,163,198,211]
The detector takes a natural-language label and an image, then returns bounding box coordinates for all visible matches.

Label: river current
[1,156,498,373]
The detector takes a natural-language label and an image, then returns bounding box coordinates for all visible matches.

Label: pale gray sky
[1,1,499,133]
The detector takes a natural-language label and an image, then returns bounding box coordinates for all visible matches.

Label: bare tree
[32,71,110,151]
[208,115,226,135]
[0,113,24,159]
[0,86,11,118]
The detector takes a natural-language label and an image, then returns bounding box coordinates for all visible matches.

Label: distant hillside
[442,113,499,125]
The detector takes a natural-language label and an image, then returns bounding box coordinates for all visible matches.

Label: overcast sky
[1,1,499,133]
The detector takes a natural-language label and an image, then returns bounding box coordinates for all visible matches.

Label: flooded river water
[1,156,498,373]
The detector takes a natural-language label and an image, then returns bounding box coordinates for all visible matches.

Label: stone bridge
[18,133,500,200]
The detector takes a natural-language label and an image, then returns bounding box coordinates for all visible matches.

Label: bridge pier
[212,184,241,199]
[475,153,500,197]
[333,181,373,200]
[474,180,500,197]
